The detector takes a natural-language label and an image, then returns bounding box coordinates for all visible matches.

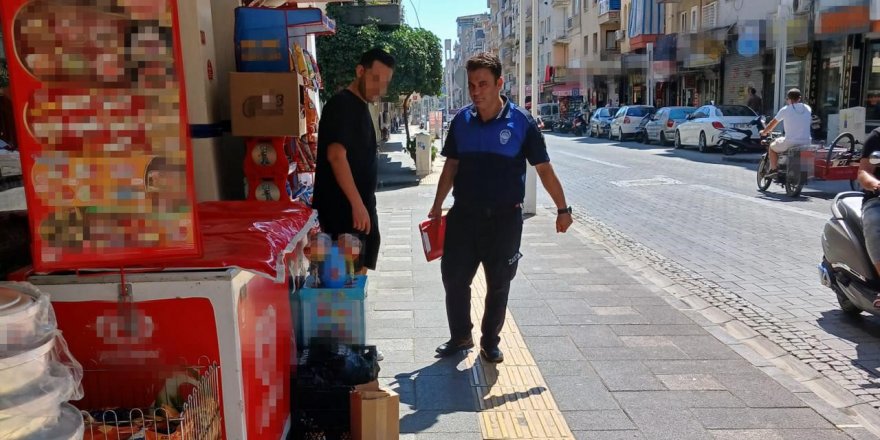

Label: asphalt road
[538,131,880,407]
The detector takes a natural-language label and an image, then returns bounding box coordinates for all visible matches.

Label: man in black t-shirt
[313,48,394,272]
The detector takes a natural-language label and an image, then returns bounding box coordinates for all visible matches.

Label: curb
[567,218,880,438]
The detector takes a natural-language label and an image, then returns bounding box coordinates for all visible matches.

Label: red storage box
[419,216,446,262]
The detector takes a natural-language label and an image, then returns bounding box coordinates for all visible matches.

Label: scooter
[820,153,880,316]
[719,116,765,156]
[572,113,587,136]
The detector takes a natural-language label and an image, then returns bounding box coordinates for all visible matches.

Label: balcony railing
[598,0,621,25]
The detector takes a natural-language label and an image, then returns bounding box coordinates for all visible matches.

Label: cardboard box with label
[350,381,400,440]
[230,72,305,137]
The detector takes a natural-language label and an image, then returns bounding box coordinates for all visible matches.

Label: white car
[609,106,655,141]
[675,105,759,152]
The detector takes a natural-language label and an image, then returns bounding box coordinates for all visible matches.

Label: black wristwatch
[557,206,572,215]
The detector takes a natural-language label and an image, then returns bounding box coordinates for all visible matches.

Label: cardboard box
[350,387,400,440]
[230,72,304,137]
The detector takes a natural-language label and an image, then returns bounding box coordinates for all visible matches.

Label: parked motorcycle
[820,152,880,316]
[719,116,765,156]
[554,118,573,134]
[572,113,587,136]
[755,132,813,197]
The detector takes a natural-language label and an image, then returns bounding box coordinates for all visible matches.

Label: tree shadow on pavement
[817,310,880,384]
[388,351,548,434]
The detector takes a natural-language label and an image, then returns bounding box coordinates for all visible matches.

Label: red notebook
[419,216,446,262]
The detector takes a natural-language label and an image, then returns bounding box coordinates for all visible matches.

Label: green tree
[385,25,442,148]
[317,9,442,147]
[315,20,382,95]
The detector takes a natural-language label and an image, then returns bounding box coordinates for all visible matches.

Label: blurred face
[468,68,503,113]
[356,61,394,103]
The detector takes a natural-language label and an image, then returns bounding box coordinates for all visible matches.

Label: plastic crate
[294,275,367,349]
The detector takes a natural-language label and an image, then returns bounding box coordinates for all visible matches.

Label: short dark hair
[359,48,395,69]
[466,52,502,81]
[749,87,756,95]
[787,88,802,101]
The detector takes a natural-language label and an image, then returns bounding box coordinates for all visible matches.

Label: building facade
[481,0,880,139]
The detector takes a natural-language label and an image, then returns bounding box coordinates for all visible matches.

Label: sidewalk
[368,131,875,439]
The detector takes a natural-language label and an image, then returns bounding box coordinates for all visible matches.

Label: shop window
[866,44,880,122]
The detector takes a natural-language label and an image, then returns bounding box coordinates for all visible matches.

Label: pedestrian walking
[429,52,573,364]
[313,48,395,273]
[748,87,763,115]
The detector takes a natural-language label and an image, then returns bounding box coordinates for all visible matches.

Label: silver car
[588,107,619,138]
[643,106,696,146]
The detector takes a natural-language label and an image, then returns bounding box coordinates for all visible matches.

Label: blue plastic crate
[294,275,367,349]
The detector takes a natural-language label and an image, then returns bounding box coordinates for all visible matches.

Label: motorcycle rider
[857,128,880,306]
[759,88,812,177]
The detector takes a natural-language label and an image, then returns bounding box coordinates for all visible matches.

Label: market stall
[0,0,335,438]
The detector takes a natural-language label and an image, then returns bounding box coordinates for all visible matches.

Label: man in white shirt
[759,88,812,175]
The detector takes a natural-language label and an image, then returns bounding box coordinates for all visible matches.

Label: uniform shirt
[442,96,550,208]
[313,89,378,228]
[774,103,812,146]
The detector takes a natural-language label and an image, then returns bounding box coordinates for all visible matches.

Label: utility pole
[524,0,539,215]
[774,0,793,111]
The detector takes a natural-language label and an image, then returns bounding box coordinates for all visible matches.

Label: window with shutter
[702,2,717,30]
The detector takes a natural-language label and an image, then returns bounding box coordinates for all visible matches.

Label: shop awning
[552,84,582,97]
[237,7,337,38]
[815,2,869,37]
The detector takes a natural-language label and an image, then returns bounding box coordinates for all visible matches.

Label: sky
[403,0,489,58]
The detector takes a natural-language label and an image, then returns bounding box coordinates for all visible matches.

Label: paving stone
[413,370,475,411]
[624,408,711,440]
[536,360,599,378]
[713,373,809,408]
[613,390,745,410]
[566,325,626,348]
[590,361,667,391]
[573,432,644,440]
[656,374,726,391]
[690,408,836,430]
[563,410,637,431]
[399,410,481,433]
[544,376,621,411]
[523,336,586,361]
[708,429,852,440]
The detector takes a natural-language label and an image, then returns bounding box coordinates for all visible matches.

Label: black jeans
[441,204,523,349]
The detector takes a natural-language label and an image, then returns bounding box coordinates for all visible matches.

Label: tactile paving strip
[468,269,574,439]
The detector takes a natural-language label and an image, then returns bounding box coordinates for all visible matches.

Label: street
[540,131,880,408]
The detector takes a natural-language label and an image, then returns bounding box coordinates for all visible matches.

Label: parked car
[643,106,696,146]
[538,103,560,131]
[609,105,655,141]
[588,107,619,138]
[675,104,760,152]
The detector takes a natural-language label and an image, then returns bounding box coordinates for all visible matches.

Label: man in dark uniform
[429,52,573,363]
[313,48,395,273]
